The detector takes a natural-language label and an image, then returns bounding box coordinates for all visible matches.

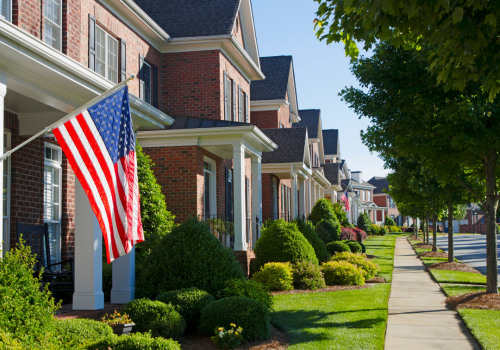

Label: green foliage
[379,226,388,235]
[199,296,270,341]
[344,240,362,253]
[321,261,365,286]
[293,219,330,263]
[0,240,59,346]
[122,299,186,339]
[384,216,396,226]
[325,241,351,255]
[308,198,337,225]
[136,218,244,298]
[292,261,326,290]
[156,288,215,332]
[91,332,180,350]
[331,203,350,226]
[370,224,381,235]
[53,319,113,349]
[330,252,381,280]
[356,213,371,233]
[388,225,402,233]
[254,219,318,270]
[211,324,243,350]
[219,279,273,313]
[252,262,294,292]
[315,219,341,244]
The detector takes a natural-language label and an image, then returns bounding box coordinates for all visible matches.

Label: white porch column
[251,155,262,248]
[73,181,104,310]
[381,209,385,224]
[0,73,5,256]
[291,172,298,219]
[233,144,246,251]
[298,178,305,219]
[110,248,135,304]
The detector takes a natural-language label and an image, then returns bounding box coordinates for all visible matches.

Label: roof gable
[261,128,309,165]
[323,163,341,186]
[294,110,320,138]
[323,129,339,156]
[367,176,389,194]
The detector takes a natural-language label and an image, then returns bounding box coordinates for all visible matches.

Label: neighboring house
[323,129,340,164]
[368,176,400,224]
[350,171,385,225]
[321,128,343,203]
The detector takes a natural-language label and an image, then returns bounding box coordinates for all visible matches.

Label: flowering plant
[101,310,133,326]
[211,323,243,349]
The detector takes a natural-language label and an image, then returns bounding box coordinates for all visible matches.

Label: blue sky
[252,0,387,181]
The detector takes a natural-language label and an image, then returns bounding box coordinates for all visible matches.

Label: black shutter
[139,54,145,100]
[225,168,233,221]
[120,39,127,82]
[152,64,158,108]
[88,15,96,71]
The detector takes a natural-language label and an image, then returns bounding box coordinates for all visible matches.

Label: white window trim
[203,157,217,217]
[44,143,62,265]
[43,0,62,51]
[1,0,12,21]
[1,130,11,258]
[142,61,152,104]
[96,25,119,83]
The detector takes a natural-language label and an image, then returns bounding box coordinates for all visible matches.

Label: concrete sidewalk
[385,237,479,350]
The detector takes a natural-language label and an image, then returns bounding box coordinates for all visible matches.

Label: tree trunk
[448,203,454,263]
[426,217,430,244]
[414,217,418,238]
[432,214,438,252]
[484,149,499,294]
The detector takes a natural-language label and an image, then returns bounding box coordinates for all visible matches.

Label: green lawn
[420,257,452,267]
[458,309,500,350]
[364,235,397,282]
[430,270,487,284]
[271,284,391,350]
[440,284,487,296]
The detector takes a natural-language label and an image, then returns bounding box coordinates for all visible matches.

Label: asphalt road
[435,234,500,282]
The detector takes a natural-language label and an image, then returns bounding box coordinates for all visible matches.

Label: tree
[313,0,500,100]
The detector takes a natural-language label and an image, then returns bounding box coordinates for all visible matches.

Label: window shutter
[232,81,237,121]
[245,92,250,123]
[238,86,243,122]
[223,72,228,120]
[88,15,96,70]
[120,39,127,82]
[139,54,145,100]
[152,64,158,108]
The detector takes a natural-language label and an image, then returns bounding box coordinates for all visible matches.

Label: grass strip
[421,257,449,267]
[271,284,391,350]
[440,284,487,297]
[458,309,500,350]
[364,235,397,283]
[430,270,487,285]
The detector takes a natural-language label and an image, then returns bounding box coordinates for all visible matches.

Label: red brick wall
[251,110,279,129]
[61,156,75,261]
[261,173,273,221]
[63,0,81,61]
[233,250,255,277]
[14,0,42,38]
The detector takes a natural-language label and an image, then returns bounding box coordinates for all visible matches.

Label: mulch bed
[367,276,386,283]
[414,243,433,249]
[418,251,448,258]
[446,292,500,311]
[428,262,481,274]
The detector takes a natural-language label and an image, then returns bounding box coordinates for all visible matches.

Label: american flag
[340,191,350,211]
[53,86,143,263]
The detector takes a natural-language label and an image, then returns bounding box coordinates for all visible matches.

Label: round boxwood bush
[344,240,362,253]
[53,319,113,349]
[219,279,273,312]
[92,332,180,350]
[294,219,330,263]
[330,252,381,280]
[326,241,351,255]
[136,218,244,298]
[156,288,215,332]
[308,198,337,225]
[292,261,326,290]
[254,219,318,270]
[315,219,341,244]
[252,262,294,291]
[199,296,270,341]
[321,261,365,286]
[122,299,186,339]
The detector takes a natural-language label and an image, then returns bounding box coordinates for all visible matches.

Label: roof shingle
[261,128,307,164]
[250,56,292,101]
[367,176,389,194]
[323,129,339,155]
[323,163,340,186]
[294,109,320,138]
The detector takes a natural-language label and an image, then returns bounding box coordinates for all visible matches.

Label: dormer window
[0,0,11,21]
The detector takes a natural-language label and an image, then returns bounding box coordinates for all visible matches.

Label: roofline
[250,100,301,122]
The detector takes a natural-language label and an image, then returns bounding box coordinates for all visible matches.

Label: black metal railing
[199,214,234,249]
[266,212,294,223]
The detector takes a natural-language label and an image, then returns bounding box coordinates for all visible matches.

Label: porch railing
[198,214,234,249]
[265,212,295,223]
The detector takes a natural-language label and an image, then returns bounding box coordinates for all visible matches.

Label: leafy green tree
[308,198,337,225]
[356,212,371,233]
[384,216,396,227]
[332,203,350,226]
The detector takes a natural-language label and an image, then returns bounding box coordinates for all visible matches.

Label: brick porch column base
[233,250,256,277]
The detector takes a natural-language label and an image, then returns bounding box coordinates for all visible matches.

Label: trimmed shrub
[292,261,326,290]
[370,224,380,236]
[344,240,363,253]
[136,218,244,298]
[156,288,215,331]
[330,252,381,280]
[339,226,357,241]
[219,279,273,313]
[199,296,270,341]
[315,219,341,244]
[388,225,402,233]
[92,332,181,350]
[385,216,397,226]
[53,319,113,349]
[321,261,365,286]
[252,262,294,291]
[379,226,389,235]
[308,198,337,225]
[360,242,366,254]
[332,203,350,226]
[352,227,368,242]
[122,299,186,339]
[356,213,371,233]
[254,220,318,270]
[326,241,351,255]
[0,241,59,346]
[294,219,330,263]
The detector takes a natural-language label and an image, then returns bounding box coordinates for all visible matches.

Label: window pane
[0,0,7,19]
[107,36,119,83]
[95,27,106,78]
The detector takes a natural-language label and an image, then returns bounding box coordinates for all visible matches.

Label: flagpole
[0,75,135,162]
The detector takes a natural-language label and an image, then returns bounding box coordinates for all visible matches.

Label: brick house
[368,176,401,225]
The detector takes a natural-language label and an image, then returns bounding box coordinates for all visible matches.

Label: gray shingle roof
[166,116,249,130]
[250,56,292,101]
[261,128,307,164]
[294,109,320,138]
[368,176,389,194]
[323,129,339,155]
[133,0,240,38]
[323,163,340,186]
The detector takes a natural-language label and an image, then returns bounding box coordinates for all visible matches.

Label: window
[389,197,396,208]
[1,130,10,257]
[368,191,372,201]
[362,191,365,201]
[0,0,11,21]
[203,159,216,218]
[43,0,62,50]
[95,26,119,83]
[224,73,236,121]
[44,144,62,266]
[140,61,152,104]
